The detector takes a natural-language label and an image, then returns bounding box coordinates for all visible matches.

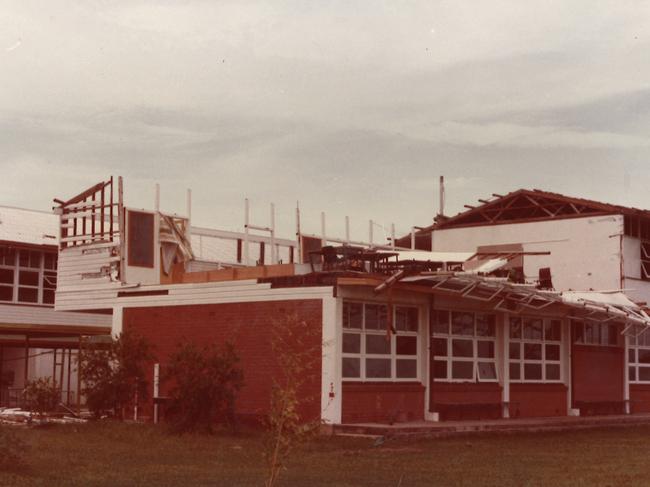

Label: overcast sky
[1,1,649,242]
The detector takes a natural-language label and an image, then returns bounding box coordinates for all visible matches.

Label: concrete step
[334,414,650,439]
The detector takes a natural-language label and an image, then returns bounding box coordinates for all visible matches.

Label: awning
[399,273,650,336]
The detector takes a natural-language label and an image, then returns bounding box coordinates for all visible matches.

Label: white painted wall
[432,215,623,292]
[320,295,340,424]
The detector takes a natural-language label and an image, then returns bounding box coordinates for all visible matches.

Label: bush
[78,330,154,419]
[24,377,60,417]
[0,426,28,469]
[165,341,243,434]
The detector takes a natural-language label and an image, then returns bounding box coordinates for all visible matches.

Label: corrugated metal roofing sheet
[0,206,58,247]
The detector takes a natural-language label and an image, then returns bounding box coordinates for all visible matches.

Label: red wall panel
[510,383,567,418]
[430,382,502,420]
[572,345,624,404]
[341,382,425,423]
[123,299,323,423]
[630,384,650,413]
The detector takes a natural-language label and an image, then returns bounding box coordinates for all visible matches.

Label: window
[629,331,650,383]
[342,301,419,381]
[432,310,497,382]
[127,210,155,268]
[573,320,621,346]
[0,245,57,306]
[509,316,562,382]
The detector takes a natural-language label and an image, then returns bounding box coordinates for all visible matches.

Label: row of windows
[0,246,57,305]
[341,301,650,384]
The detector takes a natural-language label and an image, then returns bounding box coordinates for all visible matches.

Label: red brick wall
[510,383,567,418]
[430,382,502,420]
[630,384,650,413]
[341,382,425,423]
[123,299,323,423]
[572,345,624,404]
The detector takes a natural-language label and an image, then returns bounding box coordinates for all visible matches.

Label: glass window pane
[451,339,473,358]
[0,269,13,284]
[433,310,449,335]
[19,271,39,286]
[44,253,57,270]
[476,314,496,337]
[638,350,650,364]
[477,340,495,358]
[43,272,57,289]
[509,362,521,380]
[395,307,418,332]
[433,338,447,357]
[0,286,12,301]
[509,342,521,360]
[342,358,360,378]
[451,361,473,380]
[478,362,497,380]
[524,343,542,360]
[524,363,542,381]
[366,334,390,355]
[545,344,560,361]
[524,318,543,340]
[545,364,560,381]
[585,323,600,344]
[396,359,417,378]
[545,320,562,341]
[606,324,619,346]
[629,366,637,382]
[343,302,363,329]
[29,251,40,268]
[343,333,360,354]
[18,287,38,303]
[433,360,447,379]
[43,290,54,305]
[396,336,417,356]
[639,367,650,382]
[0,247,15,266]
[366,358,391,378]
[451,312,474,336]
[510,317,522,339]
[365,304,388,330]
[18,250,28,267]
[629,349,636,364]
[573,321,584,343]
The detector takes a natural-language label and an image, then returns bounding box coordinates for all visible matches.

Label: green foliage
[24,377,60,417]
[0,426,28,469]
[78,329,154,419]
[264,313,323,487]
[165,341,244,434]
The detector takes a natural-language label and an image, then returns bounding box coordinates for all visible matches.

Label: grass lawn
[1,422,649,486]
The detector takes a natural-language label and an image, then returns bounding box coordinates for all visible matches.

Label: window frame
[509,315,563,383]
[572,319,622,347]
[431,309,499,383]
[0,245,57,306]
[341,301,420,382]
[628,331,650,383]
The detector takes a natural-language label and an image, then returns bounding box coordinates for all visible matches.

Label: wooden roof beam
[523,195,554,217]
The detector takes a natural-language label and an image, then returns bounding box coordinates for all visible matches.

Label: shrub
[23,377,60,417]
[0,426,28,469]
[78,330,154,419]
[165,341,243,434]
[264,313,323,487]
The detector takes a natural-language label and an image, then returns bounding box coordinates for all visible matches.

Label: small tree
[23,377,60,417]
[165,341,244,434]
[78,329,154,419]
[264,313,324,487]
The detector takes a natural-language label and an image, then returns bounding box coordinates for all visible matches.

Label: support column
[501,313,510,419]
[0,345,4,406]
[76,335,82,415]
[23,336,30,389]
[624,335,631,414]
[564,318,574,415]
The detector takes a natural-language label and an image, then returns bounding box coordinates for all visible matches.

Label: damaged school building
[0,205,111,409]
[49,177,650,425]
